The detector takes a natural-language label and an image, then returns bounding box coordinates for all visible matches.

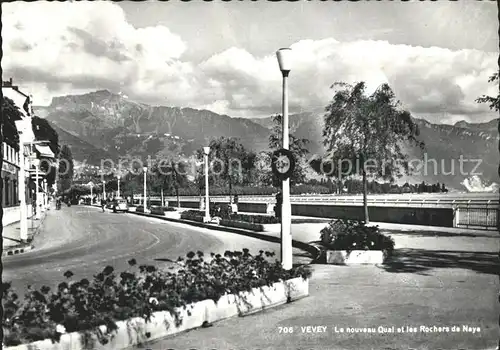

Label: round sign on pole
[271,148,295,181]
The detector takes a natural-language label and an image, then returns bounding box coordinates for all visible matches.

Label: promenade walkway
[3,206,48,251]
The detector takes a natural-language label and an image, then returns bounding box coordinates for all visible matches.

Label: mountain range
[33,90,499,191]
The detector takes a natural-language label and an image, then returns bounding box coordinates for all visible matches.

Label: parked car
[112,199,129,213]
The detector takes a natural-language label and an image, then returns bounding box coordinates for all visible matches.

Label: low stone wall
[181,215,205,223]
[237,202,269,214]
[326,250,386,265]
[5,277,308,350]
[181,201,201,209]
[291,204,454,227]
[219,220,281,232]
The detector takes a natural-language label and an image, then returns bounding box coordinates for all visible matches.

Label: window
[13,180,18,205]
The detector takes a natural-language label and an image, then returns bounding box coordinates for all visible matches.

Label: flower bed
[220,219,264,232]
[229,213,279,224]
[219,220,281,233]
[182,209,279,224]
[150,206,177,215]
[3,250,311,348]
[319,219,395,265]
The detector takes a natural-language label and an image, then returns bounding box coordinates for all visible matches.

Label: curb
[2,211,47,257]
[3,243,34,257]
[128,210,321,260]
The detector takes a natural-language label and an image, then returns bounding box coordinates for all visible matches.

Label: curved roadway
[3,205,306,293]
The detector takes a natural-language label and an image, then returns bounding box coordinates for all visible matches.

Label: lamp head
[276,48,292,74]
[203,146,210,155]
[143,166,148,172]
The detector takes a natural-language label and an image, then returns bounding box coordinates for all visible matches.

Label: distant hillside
[254,113,499,191]
[48,122,117,164]
[37,90,270,163]
[35,90,499,191]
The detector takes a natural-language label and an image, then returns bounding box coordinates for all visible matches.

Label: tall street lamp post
[117,175,121,198]
[33,158,41,220]
[43,179,48,210]
[276,47,293,270]
[103,180,106,201]
[203,147,211,223]
[143,166,147,212]
[90,183,94,203]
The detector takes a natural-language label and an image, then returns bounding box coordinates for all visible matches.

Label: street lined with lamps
[103,180,106,201]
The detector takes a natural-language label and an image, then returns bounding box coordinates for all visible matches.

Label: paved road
[3,205,308,293]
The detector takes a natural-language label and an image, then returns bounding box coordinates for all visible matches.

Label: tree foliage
[265,114,311,187]
[321,82,424,222]
[200,137,255,202]
[58,145,74,193]
[2,97,22,151]
[32,116,60,187]
[475,72,499,112]
[121,171,142,198]
[151,156,189,207]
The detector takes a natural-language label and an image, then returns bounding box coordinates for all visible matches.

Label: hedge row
[180,209,279,225]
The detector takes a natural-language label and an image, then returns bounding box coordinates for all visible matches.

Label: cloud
[2,2,497,123]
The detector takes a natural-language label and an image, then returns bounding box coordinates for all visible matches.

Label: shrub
[149,206,175,215]
[209,203,232,219]
[150,206,165,215]
[229,214,279,225]
[180,210,205,221]
[2,250,311,347]
[319,219,395,254]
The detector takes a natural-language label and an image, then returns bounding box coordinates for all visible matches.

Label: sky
[2,1,498,124]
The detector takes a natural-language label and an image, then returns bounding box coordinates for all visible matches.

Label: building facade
[2,79,36,227]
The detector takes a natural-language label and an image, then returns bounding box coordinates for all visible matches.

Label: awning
[2,87,30,117]
[35,145,55,158]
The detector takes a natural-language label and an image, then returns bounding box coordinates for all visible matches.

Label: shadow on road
[382,248,499,275]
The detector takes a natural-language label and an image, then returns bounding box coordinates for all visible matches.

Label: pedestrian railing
[453,201,499,230]
[150,195,499,230]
